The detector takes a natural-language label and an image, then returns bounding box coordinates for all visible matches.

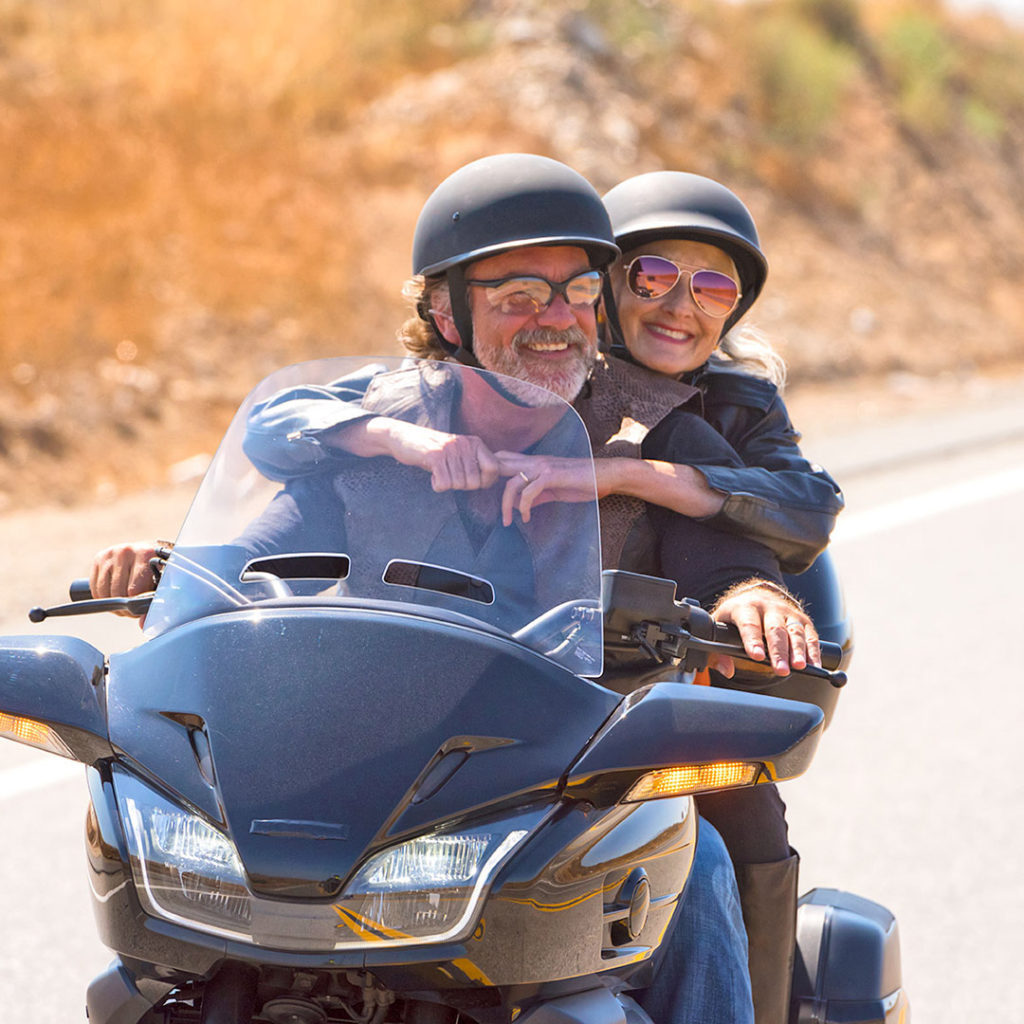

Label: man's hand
[89,541,163,614]
[353,419,501,493]
[711,580,821,677]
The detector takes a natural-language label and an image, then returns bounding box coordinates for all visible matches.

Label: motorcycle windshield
[145,358,604,675]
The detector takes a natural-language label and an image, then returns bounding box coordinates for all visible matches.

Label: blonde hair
[396,275,452,361]
[716,323,787,388]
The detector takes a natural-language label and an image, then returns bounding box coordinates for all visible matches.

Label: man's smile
[519,337,576,353]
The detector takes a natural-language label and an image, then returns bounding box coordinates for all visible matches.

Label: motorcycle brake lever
[626,623,667,664]
[29,545,174,622]
[28,594,154,622]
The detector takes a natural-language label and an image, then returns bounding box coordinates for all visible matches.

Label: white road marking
[0,756,83,801]
[833,465,1024,544]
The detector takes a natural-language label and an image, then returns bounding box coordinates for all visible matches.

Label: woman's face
[611,238,738,377]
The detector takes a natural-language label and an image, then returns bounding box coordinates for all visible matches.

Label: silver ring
[519,471,532,484]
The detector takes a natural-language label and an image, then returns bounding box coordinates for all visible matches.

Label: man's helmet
[602,171,768,338]
[412,154,619,359]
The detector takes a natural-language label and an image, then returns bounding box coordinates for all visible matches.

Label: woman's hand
[495,453,599,526]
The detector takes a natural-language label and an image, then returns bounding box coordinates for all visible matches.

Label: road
[780,382,1024,1021]
[0,486,195,1019]
[1,375,1023,1021]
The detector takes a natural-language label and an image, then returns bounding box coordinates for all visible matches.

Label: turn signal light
[0,712,74,758]
[624,762,760,802]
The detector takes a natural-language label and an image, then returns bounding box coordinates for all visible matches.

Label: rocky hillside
[1,0,1022,509]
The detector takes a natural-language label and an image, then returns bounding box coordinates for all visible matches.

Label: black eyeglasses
[466,270,604,315]
[624,255,741,318]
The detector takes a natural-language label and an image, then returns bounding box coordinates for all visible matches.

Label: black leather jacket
[683,358,844,575]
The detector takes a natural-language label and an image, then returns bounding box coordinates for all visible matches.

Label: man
[91,154,819,1024]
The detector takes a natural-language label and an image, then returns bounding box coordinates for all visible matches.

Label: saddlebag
[791,888,909,1024]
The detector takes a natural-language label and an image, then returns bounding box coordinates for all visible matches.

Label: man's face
[448,245,601,403]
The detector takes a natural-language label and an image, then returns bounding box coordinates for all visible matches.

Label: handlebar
[46,569,846,691]
[601,571,848,690]
[711,617,844,672]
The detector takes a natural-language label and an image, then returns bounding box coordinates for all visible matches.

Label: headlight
[112,767,545,950]
[333,823,532,944]
[114,769,252,939]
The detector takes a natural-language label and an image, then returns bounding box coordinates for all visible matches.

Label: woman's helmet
[412,154,620,360]
[602,171,768,338]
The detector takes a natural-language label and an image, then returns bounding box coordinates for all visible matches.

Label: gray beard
[477,326,595,404]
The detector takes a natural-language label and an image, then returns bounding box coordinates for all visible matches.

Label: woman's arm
[593,456,726,518]
[650,372,845,573]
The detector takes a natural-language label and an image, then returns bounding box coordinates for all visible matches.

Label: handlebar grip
[818,642,844,672]
[712,619,844,671]
[69,579,93,602]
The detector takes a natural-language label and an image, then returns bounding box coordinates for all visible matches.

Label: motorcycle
[1,358,908,1023]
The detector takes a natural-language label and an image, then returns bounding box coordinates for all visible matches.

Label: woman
[600,170,845,1024]
[600,170,844,576]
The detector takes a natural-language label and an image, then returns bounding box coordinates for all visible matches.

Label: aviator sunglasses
[624,255,741,318]
[466,270,604,315]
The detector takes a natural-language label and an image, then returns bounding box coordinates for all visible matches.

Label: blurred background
[1,0,1022,508]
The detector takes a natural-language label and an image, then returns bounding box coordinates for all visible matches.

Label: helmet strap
[599,276,633,362]
[444,265,481,368]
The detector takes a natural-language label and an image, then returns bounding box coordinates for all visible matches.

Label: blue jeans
[635,820,754,1024]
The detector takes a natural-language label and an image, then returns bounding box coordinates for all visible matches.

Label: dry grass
[1,0,1023,511]
[0,0,472,506]
[1,0,469,370]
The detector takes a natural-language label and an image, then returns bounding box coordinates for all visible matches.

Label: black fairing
[565,683,823,806]
[106,605,620,898]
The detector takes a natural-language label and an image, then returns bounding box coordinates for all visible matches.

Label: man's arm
[650,501,819,676]
[335,418,502,494]
[245,371,504,494]
[242,380,379,480]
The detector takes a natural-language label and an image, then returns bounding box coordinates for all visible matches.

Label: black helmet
[602,171,768,337]
[413,154,619,358]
